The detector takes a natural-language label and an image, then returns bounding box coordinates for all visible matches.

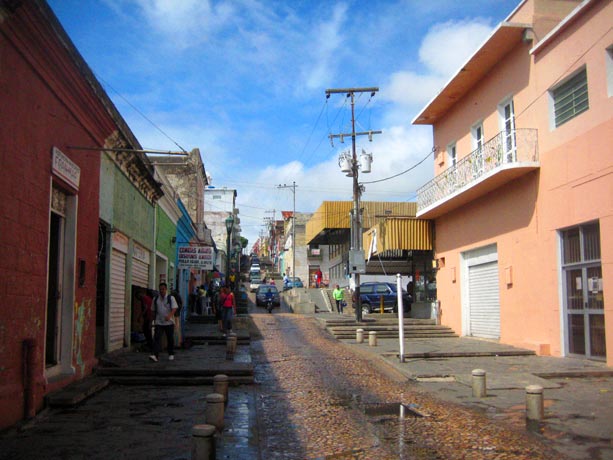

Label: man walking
[332,284,345,314]
[149,282,178,362]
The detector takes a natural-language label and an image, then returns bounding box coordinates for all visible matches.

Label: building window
[447,143,457,167]
[498,97,516,162]
[552,67,589,127]
[471,122,484,152]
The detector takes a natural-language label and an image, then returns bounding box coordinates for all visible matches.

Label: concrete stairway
[321,316,458,340]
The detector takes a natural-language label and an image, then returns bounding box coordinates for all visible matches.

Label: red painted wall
[0,1,120,429]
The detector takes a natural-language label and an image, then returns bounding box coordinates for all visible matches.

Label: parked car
[359,282,411,315]
[249,276,263,292]
[255,285,280,307]
[283,277,304,290]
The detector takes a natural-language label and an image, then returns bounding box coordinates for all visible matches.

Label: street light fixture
[225,214,234,287]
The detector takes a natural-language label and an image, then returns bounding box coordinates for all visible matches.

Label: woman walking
[221,287,236,335]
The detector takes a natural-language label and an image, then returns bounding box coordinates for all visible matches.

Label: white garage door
[109,248,127,351]
[132,258,149,288]
[468,261,500,339]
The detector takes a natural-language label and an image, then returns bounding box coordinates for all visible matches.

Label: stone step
[332,331,459,339]
[46,377,110,408]
[329,324,453,332]
[104,375,254,385]
[95,364,254,378]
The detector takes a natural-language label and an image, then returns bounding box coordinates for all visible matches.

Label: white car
[249,277,263,292]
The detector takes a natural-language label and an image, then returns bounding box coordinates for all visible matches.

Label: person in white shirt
[149,282,178,362]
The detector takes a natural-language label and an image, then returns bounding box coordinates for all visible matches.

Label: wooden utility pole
[326,87,381,322]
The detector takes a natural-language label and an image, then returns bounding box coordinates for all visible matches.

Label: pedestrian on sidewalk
[149,282,178,362]
[138,288,154,351]
[333,284,345,314]
[221,286,236,335]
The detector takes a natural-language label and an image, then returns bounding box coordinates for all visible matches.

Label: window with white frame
[498,98,516,162]
[471,122,484,152]
[447,143,457,167]
[552,67,589,127]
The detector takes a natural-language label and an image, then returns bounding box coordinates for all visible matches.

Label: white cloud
[419,19,494,76]
[133,0,232,49]
[302,3,348,90]
[380,18,495,112]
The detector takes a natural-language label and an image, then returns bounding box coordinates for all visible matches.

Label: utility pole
[326,87,381,322]
[277,182,297,279]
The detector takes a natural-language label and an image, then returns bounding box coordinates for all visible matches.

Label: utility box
[349,250,366,274]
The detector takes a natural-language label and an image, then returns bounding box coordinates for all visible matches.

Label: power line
[94,73,188,153]
[360,147,435,185]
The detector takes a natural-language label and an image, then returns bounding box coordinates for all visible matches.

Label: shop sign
[52,147,80,190]
[133,243,149,263]
[178,246,214,270]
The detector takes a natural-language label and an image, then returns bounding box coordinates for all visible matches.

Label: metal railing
[417,129,538,212]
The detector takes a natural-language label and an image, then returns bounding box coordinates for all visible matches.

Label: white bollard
[472,369,487,398]
[191,424,216,460]
[369,331,377,347]
[525,385,544,420]
[213,374,229,404]
[356,329,364,344]
[205,393,225,431]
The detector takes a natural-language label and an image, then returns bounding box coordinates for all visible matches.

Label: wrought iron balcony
[417,129,539,218]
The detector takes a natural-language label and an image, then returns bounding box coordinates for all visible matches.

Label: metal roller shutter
[468,261,500,339]
[132,259,149,288]
[109,249,127,351]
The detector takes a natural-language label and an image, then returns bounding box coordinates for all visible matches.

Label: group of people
[137,282,180,363]
[137,280,237,363]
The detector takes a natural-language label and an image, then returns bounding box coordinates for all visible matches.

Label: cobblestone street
[250,312,565,460]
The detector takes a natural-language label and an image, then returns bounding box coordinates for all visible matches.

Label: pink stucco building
[414,0,612,365]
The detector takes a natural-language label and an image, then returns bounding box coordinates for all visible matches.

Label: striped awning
[364,218,432,257]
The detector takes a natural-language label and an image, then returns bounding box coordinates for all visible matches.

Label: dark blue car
[359,282,411,315]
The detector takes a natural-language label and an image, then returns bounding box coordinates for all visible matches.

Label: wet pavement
[0,293,611,459]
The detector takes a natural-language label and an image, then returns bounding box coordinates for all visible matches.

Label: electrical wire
[94,73,189,153]
[360,147,435,185]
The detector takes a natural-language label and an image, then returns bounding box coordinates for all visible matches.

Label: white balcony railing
[417,129,538,212]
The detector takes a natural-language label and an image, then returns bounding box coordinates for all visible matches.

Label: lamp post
[225,214,234,288]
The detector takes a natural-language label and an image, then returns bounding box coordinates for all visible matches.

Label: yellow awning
[306,201,418,245]
[364,218,432,255]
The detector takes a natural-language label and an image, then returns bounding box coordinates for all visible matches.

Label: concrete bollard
[525,385,544,420]
[226,334,237,360]
[471,369,487,398]
[356,329,364,344]
[191,424,216,460]
[205,393,225,431]
[368,331,377,347]
[213,374,229,404]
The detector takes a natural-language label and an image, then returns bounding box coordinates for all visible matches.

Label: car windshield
[259,287,278,294]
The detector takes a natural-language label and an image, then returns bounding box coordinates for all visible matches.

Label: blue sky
[48,0,519,246]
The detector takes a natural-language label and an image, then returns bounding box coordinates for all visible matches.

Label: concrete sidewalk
[323,314,613,460]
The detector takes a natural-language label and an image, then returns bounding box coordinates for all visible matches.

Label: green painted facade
[99,154,155,249]
[156,205,177,267]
